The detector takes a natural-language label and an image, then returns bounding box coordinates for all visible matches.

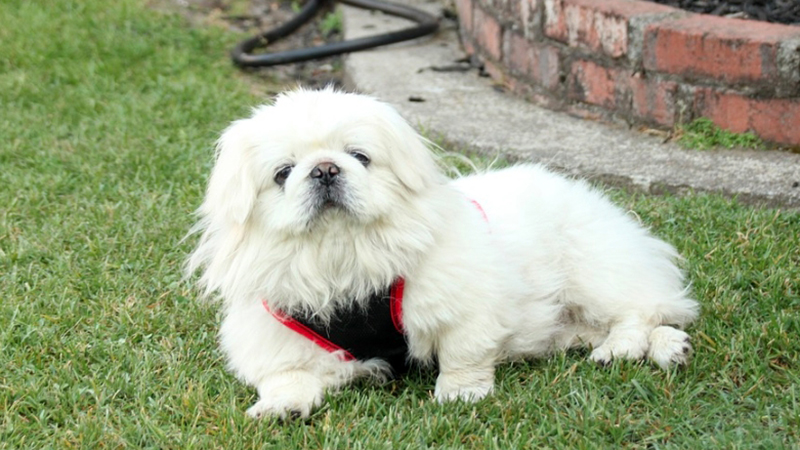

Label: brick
[526,90,564,111]
[483,59,505,82]
[507,32,530,75]
[566,104,605,121]
[531,43,561,89]
[507,32,561,89]
[568,59,630,108]
[504,75,521,93]
[696,88,800,146]
[545,0,677,58]
[475,6,503,61]
[501,0,518,19]
[520,0,541,39]
[695,88,750,134]
[749,99,800,146]
[462,36,476,56]
[631,75,678,127]
[644,15,800,85]
[455,0,474,34]
[565,4,626,57]
[544,0,566,41]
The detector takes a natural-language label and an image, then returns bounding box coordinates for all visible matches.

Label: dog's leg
[589,315,651,365]
[246,370,326,419]
[220,302,350,419]
[434,365,495,402]
[432,324,501,403]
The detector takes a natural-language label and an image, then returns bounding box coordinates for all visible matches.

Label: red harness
[263,279,405,363]
[263,198,486,365]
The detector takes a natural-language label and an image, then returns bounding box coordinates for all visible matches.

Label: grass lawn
[1,0,799,448]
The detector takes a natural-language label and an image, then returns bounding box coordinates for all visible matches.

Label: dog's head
[201,89,441,233]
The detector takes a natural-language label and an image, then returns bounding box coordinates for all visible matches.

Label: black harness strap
[265,279,409,372]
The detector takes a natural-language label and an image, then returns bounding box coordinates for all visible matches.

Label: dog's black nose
[310,162,340,186]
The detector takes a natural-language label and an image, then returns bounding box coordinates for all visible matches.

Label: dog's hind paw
[647,326,692,370]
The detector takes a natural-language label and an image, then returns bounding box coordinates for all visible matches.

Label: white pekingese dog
[187,88,698,419]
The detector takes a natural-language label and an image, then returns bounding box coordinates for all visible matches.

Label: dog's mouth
[321,198,339,210]
[309,183,351,215]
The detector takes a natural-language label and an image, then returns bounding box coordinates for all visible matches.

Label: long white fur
[187,88,699,419]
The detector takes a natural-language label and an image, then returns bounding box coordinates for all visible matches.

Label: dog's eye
[274,165,293,186]
[348,150,370,167]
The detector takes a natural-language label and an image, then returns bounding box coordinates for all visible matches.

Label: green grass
[678,117,764,151]
[319,10,343,37]
[2,1,799,448]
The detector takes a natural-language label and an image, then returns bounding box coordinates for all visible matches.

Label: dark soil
[645,0,800,25]
[151,0,345,93]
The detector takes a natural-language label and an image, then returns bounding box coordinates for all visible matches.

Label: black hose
[231,0,439,67]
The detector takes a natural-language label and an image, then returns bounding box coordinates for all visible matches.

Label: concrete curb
[457,0,800,147]
[341,0,800,209]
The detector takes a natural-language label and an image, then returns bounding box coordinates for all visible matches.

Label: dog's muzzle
[309,162,347,209]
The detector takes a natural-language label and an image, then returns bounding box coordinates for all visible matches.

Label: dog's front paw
[434,371,494,403]
[246,395,318,420]
[647,326,692,370]
[589,334,649,366]
[247,372,325,419]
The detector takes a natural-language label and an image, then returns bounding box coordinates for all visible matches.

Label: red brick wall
[457,0,800,146]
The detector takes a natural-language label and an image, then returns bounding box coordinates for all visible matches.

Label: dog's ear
[202,119,259,225]
[393,137,439,192]
[382,112,442,193]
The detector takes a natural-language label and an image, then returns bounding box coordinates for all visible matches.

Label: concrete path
[340,1,800,208]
